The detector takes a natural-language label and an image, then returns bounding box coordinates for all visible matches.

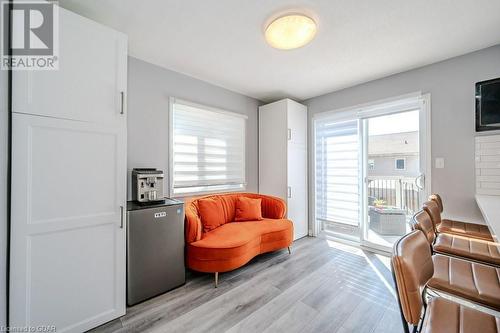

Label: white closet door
[287,144,308,239]
[287,101,308,240]
[286,100,307,146]
[259,101,288,200]
[12,7,127,123]
[10,6,127,332]
[10,114,126,332]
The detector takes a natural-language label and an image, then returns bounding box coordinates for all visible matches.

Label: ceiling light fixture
[265,14,317,50]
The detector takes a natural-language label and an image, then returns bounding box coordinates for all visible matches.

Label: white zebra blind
[315,118,360,226]
[171,99,246,196]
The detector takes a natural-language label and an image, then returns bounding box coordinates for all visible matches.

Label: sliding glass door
[314,94,430,252]
[361,110,427,252]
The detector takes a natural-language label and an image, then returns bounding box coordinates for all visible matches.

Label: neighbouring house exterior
[367,131,419,178]
[367,131,420,212]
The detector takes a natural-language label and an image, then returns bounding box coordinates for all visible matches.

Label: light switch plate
[435,157,445,169]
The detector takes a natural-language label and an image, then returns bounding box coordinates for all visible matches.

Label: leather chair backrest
[392,230,434,325]
[422,200,442,228]
[428,194,444,213]
[411,210,436,245]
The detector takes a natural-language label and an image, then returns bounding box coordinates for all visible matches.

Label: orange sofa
[185,193,293,286]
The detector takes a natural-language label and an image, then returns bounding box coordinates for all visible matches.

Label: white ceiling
[60,0,500,102]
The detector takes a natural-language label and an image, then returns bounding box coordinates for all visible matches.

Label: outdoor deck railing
[367,176,420,214]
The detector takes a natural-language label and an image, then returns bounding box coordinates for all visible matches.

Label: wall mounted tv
[476,77,500,132]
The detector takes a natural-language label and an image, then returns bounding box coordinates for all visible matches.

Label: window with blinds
[315,118,360,231]
[170,99,246,196]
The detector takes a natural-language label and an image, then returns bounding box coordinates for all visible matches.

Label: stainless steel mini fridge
[127,199,185,306]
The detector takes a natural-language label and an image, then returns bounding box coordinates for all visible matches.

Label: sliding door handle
[415,174,425,190]
[120,205,124,228]
[287,186,292,198]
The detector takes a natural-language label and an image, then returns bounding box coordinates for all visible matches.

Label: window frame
[394,157,406,171]
[168,97,247,197]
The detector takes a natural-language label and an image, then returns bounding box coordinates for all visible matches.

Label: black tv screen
[476,77,500,132]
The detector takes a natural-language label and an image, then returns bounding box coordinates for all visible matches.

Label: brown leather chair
[412,209,500,267]
[392,230,500,333]
[428,194,493,241]
[411,211,500,310]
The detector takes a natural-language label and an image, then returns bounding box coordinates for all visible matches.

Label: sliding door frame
[359,94,432,253]
[312,93,432,247]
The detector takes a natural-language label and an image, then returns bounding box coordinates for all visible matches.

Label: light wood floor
[90,236,403,333]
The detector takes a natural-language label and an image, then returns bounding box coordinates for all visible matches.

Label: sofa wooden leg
[214,272,219,288]
[288,246,291,254]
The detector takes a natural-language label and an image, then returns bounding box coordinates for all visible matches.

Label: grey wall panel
[127,57,261,199]
[305,45,500,223]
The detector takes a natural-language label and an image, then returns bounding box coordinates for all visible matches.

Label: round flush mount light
[265,14,317,50]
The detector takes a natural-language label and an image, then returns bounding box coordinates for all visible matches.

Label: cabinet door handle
[287,128,292,141]
[287,186,292,198]
[120,206,124,228]
[120,91,125,115]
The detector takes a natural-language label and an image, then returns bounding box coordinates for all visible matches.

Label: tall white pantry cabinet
[10,7,127,332]
[259,99,308,240]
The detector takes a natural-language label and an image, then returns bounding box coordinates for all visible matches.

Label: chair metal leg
[214,272,218,288]
[288,246,291,254]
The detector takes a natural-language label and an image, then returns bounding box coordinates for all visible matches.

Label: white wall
[305,45,500,223]
[127,57,261,199]
[0,66,8,326]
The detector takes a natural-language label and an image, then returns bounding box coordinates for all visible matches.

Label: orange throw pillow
[235,197,263,222]
[198,197,225,232]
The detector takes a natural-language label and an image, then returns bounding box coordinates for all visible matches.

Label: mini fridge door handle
[120,206,124,228]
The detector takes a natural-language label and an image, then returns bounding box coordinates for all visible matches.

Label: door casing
[359,94,431,253]
[311,93,432,250]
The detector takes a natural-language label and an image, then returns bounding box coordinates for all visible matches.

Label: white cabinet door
[12,7,127,123]
[10,113,126,332]
[258,101,288,200]
[286,100,308,240]
[287,144,308,240]
[10,6,127,331]
[286,99,307,146]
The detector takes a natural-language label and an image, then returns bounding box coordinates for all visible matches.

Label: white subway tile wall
[476,134,500,195]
